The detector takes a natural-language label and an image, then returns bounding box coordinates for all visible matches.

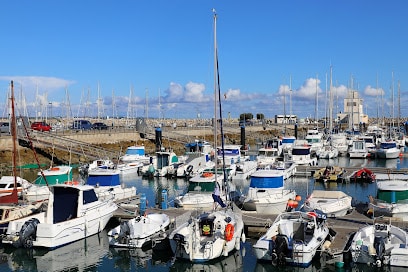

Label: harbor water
[1,154,407,271]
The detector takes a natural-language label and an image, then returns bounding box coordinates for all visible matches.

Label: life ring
[50,167,60,171]
[202,172,213,178]
[225,223,234,241]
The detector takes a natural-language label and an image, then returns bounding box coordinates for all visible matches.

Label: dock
[111,199,408,260]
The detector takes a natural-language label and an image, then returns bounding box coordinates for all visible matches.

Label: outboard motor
[118,221,130,244]
[272,234,289,266]
[15,218,40,248]
[374,235,385,267]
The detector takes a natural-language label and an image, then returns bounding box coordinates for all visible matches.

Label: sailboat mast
[0,80,19,204]
[213,9,218,176]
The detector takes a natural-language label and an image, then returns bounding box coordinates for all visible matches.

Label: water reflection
[170,250,243,272]
[0,231,108,272]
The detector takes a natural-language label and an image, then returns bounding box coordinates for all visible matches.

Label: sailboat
[0,81,43,234]
[169,10,245,262]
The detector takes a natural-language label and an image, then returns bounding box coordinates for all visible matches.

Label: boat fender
[17,218,40,248]
[225,223,234,241]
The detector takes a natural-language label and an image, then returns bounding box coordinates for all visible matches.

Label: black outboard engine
[374,235,385,267]
[15,218,40,248]
[118,221,130,244]
[272,234,289,266]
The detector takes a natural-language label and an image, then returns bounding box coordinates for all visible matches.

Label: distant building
[274,114,297,124]
[337,91,368,128]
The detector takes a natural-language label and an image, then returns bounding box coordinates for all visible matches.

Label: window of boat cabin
[83,189,98,204]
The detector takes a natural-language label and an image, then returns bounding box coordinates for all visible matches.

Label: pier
[111,199,408,260]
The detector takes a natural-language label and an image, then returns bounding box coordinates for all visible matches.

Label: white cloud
[293,78,322,99]
[184,82,208,102]
[364,85,385,97]
[0,76,75,92]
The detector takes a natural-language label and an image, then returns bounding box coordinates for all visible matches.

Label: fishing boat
[302,190,353,217]
[2,184,117,249]
[313,166,345,183]
[348,222,408,267]
[108,213,172,250]
[368,179,408,220]
[253,211,334,267]
[0,81,44,234]
[242,169,297,214]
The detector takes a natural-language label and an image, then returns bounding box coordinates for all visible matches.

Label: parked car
[72,120,92,130]
[31,121,52,132]
[92,122,108,130]
[0,122,10,134]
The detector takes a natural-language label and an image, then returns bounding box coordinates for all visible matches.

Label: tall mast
[0,81,18,204]
[213,9,218,174]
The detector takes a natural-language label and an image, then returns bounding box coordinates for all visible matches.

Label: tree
[239,113,253,121]
[256,113,264,120]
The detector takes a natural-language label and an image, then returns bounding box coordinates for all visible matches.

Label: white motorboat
[289,143,318,166]
[375,141,401,159]
[302,190,353,217]
[348,223,408,267]
[348,139,368,158]
[174,171,227,211]
[305,128,324,153]
[242,169,297,214]
[108,213,172,250]
[119,145,150,164]
[117,161,144,177]
[169,205,245,262]
[2,184,117,249]
[253,211,333,267]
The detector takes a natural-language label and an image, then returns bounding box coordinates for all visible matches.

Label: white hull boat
[108,213,172,250]
[349,223,408,267]
[169,206,245,262]
[253,211,333,267]
[243,169,297,214]
[303,190,353,217]
[2,184,117,249]
[174,172,227,211]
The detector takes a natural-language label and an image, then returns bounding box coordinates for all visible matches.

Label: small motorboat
[302,190,353,217]
[169,205,245,262]
[253,210,335,267]
[108,213,172,250]
[349,167,376,183]
[348,222,408,267]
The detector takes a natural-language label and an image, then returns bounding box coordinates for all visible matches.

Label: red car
[31,121,52,132]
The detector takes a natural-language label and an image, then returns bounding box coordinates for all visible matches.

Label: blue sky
[1,1,407,121]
